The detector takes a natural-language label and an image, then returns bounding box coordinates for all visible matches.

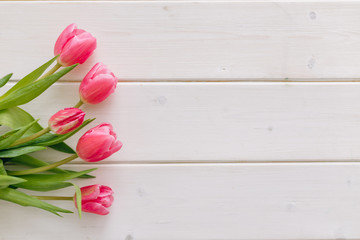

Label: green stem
[38,63,62,80]
[9,127,50,147]
[73,100,83,109]
[33,196,73,201]
[9,154,78,176]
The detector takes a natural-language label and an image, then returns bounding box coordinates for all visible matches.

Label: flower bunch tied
[0,24,121,217]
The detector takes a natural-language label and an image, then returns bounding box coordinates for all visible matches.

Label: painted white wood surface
[1,1,360,240]
[9,82,360,163]
[1,163,360,240]
[2,2,360,81]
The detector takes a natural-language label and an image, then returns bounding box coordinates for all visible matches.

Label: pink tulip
[79,63,117,104]
[54,23,97,66]
[76,123,122,162]
[48,108,85,135]
[75,184,114,215]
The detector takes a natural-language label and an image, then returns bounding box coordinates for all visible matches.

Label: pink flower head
[54,23,97,66]
[48,108,85,135]
[75,184,114,215]
[76,123,122,162]
[79,63,117,104]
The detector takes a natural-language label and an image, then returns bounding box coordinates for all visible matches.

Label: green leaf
[0,120,39,150]
[66,169,95,179]
[14,181,72,192]
[0,187,72,216]
[16,168,96,182]
[0,63,77,110]
[0,107,75,153]
[0,129,19,143]
[0,159,6,175]
[0,56,58,100]
[7,154,66,173]
[72,183,82,219]
[18,133,76,154]
[49,142,76,154]
[14,133,54,146]
[0,73,12,88]
[0,175,26,188]
[36,118,95,147]
[7,155,95,178]
[0,146,46,158]
[13,168,96,192]
[0,159,8,188]
[0,107,42,137]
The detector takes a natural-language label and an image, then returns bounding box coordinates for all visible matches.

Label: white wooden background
[1,1,360,239]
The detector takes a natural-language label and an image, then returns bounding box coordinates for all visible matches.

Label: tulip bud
[54,23,97,66]
[48,108,85,135]
[74,184,114,215]
[79,63,117,104]
[76,123,122,162]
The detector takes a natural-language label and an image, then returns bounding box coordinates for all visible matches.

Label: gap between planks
[72,162,360,167]
[0,0,349,2]
[69,160,360,165]
[10,79,360,83]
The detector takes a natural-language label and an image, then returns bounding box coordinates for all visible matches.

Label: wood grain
[0,163,360,240]
[1,81,357,163]
[2,2,360,81]
[1,1,359,239]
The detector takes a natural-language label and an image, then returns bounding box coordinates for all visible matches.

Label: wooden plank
[0,0,344,1]
[0,163,360,239]
[0,0,236,1]
[4,81,360,163]
[2,2,360,81]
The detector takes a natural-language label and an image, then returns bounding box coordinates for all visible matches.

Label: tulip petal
[80,74,117,104]
[96,139,122,162]
[76,184,114,215]
[82,202,110,215]
[76,123,122,162]
[59,33,97,66]
[109,139,123,154]
[80,184,100,202]
[97,195,114,208]
[77,134,114,162]
[48,108,85,135]
[82,62,102,83]
[94,63,112,76]
[99,185,114,197]
[54,23,77,55]
[79,63,117,104]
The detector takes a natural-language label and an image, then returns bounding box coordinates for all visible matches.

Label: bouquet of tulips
[0,24,122,217]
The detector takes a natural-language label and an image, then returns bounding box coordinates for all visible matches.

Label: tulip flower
[10,122,121,176]
[74,184,114,215]
[48,108,85,135]
[54,23,97,66]
[9,107,85,147]
[79,63,117,105]
[76,123,122,162]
